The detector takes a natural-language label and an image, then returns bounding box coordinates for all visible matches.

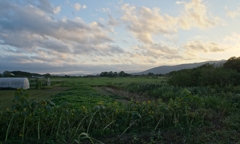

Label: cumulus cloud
[184,40,224,53]
[0,0,127,73]
[53,6,61,14]
[74,3,86,11]
[74,3,81,11]
[82,5,87,9]
[176,1,185,5]
[177,0,220,29]
[121,5,177,43]
[121,0,221,44]
[183,33,240,57]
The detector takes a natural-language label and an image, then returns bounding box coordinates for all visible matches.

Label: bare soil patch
[93,87,150,103]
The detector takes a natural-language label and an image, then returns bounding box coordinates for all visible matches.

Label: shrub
[168,64,240,87]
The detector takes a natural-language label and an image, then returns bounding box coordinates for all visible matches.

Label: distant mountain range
[136,60,226,75]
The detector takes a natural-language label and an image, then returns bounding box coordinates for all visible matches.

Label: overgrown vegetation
[223,56,240,73]
[168,57,240,87]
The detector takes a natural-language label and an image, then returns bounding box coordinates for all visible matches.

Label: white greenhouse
[0,78,30,89]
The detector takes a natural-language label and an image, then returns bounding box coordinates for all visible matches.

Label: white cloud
[183,33,240,57]
[184,40,224,53]
[226,7,240,18]
[74,3,81,11]
[96,8,111,13]
[74,3,86,11]
[82,5,87,9]
[61,17,67,22]
[0,0,124,67]
[75,17,83,22]
[53,6,61,14]
[121,0,221,44]
[176,1,185,5]
[177,0,220,30]
[121,5,177,43]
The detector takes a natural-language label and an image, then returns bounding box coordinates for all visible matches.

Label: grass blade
[101,120,115,135]
[5,114,14,142]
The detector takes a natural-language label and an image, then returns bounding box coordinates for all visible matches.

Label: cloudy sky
[1,0,240,74]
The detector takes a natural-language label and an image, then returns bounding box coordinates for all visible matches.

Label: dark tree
[119,71,125,77]
[44,73,51,78]
[113,72,118,77]
[3,71,12,77]
[11,71,41,77]
[100,71,131,77]
[223,56,240,73]
[168,63,240,87]
[148,72,154,76]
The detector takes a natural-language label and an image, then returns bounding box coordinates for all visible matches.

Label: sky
[0,0,240,75]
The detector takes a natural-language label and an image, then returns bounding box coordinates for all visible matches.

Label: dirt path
[93,87,150,103]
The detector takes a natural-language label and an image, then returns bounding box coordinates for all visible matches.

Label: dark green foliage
[168,63,240,87]
[223,56,240,73]
[3,71,12,77]
[43,73,51,78]
[35,78,42,89]
[11,70,42,77]
[100,71,131,77]
[148,72,154,76]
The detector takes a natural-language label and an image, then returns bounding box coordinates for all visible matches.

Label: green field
[0,77,239,143]
[0,87,69,110]
[0,77,161,108]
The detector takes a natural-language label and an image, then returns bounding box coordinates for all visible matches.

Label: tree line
[168,56,240,87]
[99,71,131,77]
[0,71,51,78]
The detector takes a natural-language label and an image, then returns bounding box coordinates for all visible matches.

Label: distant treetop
[223,56,240,73]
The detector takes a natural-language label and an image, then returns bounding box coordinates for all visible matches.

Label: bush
[35,78,42,89]
[168,64,240,87]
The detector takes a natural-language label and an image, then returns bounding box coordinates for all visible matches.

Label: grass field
[0,76,239,143]
[0,77,163,110]
[50,76,166,86]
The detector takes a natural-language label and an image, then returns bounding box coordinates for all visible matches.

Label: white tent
[0,78,30,89]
